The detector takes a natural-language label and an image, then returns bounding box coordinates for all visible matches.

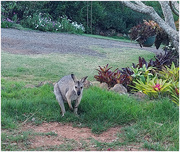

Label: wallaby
[54,74,88,117]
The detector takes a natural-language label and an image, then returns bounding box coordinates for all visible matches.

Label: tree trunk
[121,1,179,52]
[159,1,176,30]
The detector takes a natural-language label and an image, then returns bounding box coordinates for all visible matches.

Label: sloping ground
[1,28,162,56]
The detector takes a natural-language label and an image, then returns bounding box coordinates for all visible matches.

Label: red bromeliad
[153,83,161,91]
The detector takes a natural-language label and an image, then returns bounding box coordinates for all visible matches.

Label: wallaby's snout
[74,81,83,96]
[77,91,81,96]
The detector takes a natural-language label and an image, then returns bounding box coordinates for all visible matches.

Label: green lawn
[1,37,179,151]
[1,46,154,83]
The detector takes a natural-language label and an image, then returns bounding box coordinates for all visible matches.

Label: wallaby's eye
[81,87,83,89]
[75,86,77,89]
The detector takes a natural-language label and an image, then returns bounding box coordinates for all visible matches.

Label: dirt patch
[19,122,149,151]
[22,122,121,149]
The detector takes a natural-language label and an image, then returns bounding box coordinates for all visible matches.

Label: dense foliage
[129,20,157,46]
[94,48,179,105]
[94,64,133,90]
[129,20,170,49]
[20,13,85,33]
[1,1,157,34]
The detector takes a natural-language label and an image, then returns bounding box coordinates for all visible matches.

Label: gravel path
[1,28,162,56]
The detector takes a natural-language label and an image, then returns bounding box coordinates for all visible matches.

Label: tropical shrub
[1,17,14,28]
[158,62,179,82]
[132,56,154,69]
[131,64,155,83]
[143,20,169,49]
[94,60,178,105]
[1,11,18,28]
[157,62,179,105]
[118,67,133,91]
[94,64,119,88]
[153,50,178,70]
[129,20,156,47]
[129,20,170,49]
[21,13,85,34]
[132,76,172,98]
[132,61,179,104]
[168,82,179,105]
[94,64,133,89]
[133,47,178,71]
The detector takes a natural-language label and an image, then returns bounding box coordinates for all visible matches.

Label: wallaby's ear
[81,76,88,83]
[71,74,77,82]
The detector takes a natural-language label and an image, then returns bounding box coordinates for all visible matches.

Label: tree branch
[121,1,153,14]
[169,1,179,16]
[159,1,176,30]
[121,1,179,52]
[134,1,146,7]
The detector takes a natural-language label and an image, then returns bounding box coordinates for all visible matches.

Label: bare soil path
[1,28,162,56]
[19,122,147,151]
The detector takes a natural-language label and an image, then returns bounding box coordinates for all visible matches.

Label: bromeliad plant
[158,62,179,82]
[129,20,169,49]
[131,64,155,83]
[157,62,179,105]
[168,81,179,105]
[94,64,119,88]
[94,57,179,105]
[132,75,172,98]
[133,48,178,71]
[129,20,156,47]
[143,20,169,49]
[94,64,133,89]
[132,56,154,69]
[118,67,133,91]
[132,61,179,103]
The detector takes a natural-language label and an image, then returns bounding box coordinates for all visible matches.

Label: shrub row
[21,13,85,33]
[94,47,179,105]
[1,12,85,34]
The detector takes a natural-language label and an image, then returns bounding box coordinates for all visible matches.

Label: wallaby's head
[71,74,88,96]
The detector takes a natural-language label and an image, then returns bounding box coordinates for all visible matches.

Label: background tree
[121,1,179,52]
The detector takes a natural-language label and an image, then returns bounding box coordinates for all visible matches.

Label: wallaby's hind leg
[54,83,66,117]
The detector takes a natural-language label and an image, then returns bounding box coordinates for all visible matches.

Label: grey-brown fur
[54,74,88,117]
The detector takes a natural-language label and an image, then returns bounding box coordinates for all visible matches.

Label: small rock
[84,80,92,88]
[91,81,100,87]
[133,91,147,99]
[110,84,127,94]
[99,83,109,90]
